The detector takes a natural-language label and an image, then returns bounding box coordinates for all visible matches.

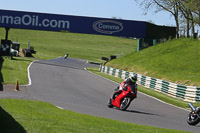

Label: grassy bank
[0,99,191,133]
[0,28,137,62]
[107,39,200,86]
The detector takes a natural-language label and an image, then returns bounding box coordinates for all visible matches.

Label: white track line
[21,60,37,87]
[56,106,64,110]
[27,61,34,86]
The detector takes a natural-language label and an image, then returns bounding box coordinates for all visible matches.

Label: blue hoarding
[0,9,147,38]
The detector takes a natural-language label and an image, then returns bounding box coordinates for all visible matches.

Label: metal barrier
[100,65,200,103]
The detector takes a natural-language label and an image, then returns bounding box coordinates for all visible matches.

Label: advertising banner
[0,9,147,38]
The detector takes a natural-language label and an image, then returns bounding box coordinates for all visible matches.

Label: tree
[183,0,200,25]
[177,0,200,37]
[135,0,180,38]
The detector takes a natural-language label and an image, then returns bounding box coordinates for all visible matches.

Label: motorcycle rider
[64,53,68,59]
[112,75,138,100]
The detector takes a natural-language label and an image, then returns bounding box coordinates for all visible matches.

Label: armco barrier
[100,65,200,103]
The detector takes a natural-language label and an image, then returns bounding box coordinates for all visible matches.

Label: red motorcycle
[107,84,137,111]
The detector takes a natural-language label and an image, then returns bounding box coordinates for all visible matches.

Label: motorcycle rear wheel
[120,97,131,111]
[187,111,200,125]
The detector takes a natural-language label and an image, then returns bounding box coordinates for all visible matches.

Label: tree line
[135,0,200,38]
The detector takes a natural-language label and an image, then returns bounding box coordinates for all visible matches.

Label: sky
[0,0,176,26]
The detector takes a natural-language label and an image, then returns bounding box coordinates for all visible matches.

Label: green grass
[0,99,191,133]
[0,28,137,62]
[1,57,33,84]
[107,39,200,86]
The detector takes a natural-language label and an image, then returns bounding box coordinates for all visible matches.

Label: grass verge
[0,99,191,133]
[1,57,33,84]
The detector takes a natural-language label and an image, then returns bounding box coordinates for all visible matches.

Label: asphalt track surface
[6,57,200,132]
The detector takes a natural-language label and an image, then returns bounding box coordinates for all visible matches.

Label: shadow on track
[124,109,162,116]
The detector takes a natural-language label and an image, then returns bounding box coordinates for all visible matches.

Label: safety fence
[100,65,200,103]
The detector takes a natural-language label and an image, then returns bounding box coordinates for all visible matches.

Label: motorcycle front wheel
[107,98,113,108]
[187,111,200,125]
[120,97,131,111]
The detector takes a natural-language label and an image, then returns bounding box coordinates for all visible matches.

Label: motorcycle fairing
[112,90,129,108]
